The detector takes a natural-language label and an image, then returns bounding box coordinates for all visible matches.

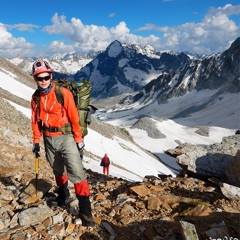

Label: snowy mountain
[74,40,206,98]
[75,38,239,101]
[7,50,99,79]
[74,38,239,130]
[75,40,186,98]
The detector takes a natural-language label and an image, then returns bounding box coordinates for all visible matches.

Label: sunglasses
[36,75,51,82]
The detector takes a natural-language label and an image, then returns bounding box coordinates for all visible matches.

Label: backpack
[33,78,98,137]
[101,157,110,167]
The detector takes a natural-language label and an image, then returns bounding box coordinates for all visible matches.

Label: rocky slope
[0,97,239,240]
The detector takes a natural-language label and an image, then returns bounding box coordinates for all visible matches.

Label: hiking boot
[52,181,71,207]
[77,195,95,227]
[80,213,95,227]
[49,196,74,208]
[55,196,74,207]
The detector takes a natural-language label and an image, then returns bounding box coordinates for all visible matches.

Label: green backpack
[33,78,97,137]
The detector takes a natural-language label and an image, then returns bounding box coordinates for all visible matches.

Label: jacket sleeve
[62,87,83,143]
[31,96,42,144]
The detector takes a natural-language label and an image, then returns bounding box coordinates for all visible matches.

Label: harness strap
[42,123,72,135]
[79,108,89,111]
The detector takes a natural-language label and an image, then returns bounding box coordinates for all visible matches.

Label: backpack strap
[53,84,72,135]
[55,84,64,105]
[33,89,41,122]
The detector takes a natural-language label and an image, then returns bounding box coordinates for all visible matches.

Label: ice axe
[79,149,83,160]
[35,152,40,196]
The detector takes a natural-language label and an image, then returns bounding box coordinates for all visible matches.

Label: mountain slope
[102,38,240,130]
[0,60,177,181]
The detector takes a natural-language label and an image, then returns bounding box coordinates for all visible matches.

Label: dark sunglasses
[36,75,51,82]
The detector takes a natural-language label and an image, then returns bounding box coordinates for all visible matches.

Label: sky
[0,0,239,58]
[0,68,236,182]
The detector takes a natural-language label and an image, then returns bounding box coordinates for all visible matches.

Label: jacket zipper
[44,95,56,127]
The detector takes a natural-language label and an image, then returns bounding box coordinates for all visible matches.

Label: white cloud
[137,4,239,54]
[42,4,239,55]
[43,15,163,53]
[109,12,115,18]
[0,4,239,58]
[6,23,39,32]
[43,13,113,51]
[49,40,75,53]
[110,21,130,36]
[213,4,240,16]
[0,23,33,58]
[43,14,75,35]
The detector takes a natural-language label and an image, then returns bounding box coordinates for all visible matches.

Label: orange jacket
[31,83,82,144]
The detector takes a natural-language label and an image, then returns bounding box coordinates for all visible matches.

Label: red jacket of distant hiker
[100,154,110,167]
[31,83,83,144]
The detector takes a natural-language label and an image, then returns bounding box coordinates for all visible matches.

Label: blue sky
[0,0,239,58]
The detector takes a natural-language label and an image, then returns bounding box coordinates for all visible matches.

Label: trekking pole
[35,152,40,196]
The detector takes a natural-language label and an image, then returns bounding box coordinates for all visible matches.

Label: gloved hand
[77,142,85,151]
[32,143,40,153]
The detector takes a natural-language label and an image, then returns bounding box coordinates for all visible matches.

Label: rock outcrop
[165,134,240,203]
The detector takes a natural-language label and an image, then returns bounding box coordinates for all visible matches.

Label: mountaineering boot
[77,195,95,227]
[55,181,71,207]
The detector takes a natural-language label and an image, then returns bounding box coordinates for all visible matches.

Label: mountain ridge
[4,38,240,131]
[75,38,239,100]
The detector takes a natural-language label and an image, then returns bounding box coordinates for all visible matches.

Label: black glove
[77,142,85,151]
[32,143,40,153]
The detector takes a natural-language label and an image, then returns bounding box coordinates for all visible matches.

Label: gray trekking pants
[43,134,87,184]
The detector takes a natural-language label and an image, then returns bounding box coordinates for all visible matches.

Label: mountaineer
[31,59,95,227]
[100,153,110,175]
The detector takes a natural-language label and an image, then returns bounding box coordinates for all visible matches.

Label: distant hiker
[100,153,110,175]
[31,59,95,227]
